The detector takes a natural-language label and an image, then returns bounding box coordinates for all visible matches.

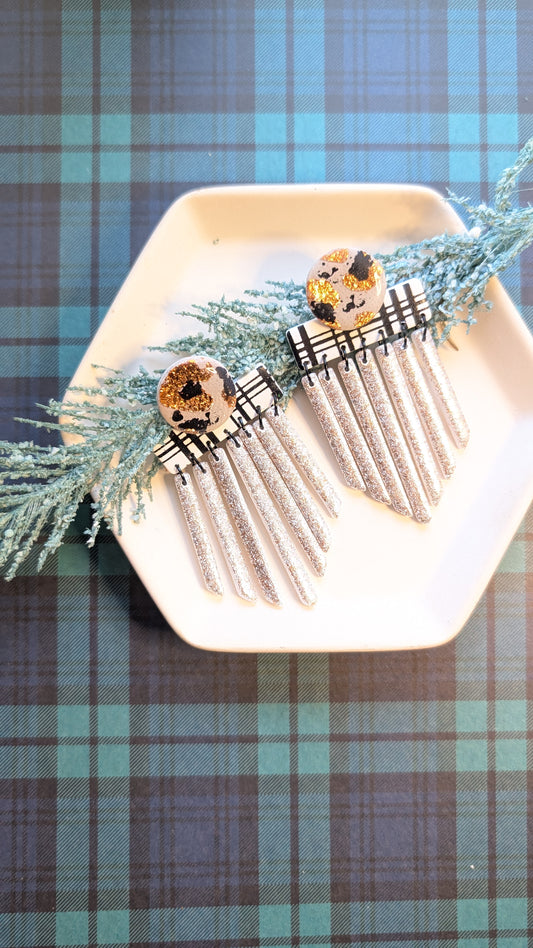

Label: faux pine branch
[2,140,533,578]
[0,387,167,579]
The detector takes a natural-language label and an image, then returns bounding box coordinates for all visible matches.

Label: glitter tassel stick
[265,405,341,518]
[318,363,390,505]
[239,423,326,575]
[207,446,282,606]
[225,436,317,606]
[356,349,432,522]
[191,458,257,603]
[411,326,470,448]
[339,356,412,517]
[301,372,365,491]
[155,363,333,605]
[286,272,469,521]
[253,414,331,552]
[393,336,456,479]
[374,339,443,506]
[173,468,224,596]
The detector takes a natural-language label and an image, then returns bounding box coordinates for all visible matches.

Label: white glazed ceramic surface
[64,184,533,652]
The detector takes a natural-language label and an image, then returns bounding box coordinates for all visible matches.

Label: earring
[155,356,340,606]
[287,248,470,522]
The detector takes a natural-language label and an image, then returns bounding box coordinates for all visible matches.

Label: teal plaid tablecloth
[1,2,533,946]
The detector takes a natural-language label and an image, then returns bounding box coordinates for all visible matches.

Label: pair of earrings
[154,249,469,606]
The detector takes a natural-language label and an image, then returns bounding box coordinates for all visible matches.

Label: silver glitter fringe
[411,327,470,448]
[393,337,456,479]
[340,360,412,518]
[254,416,331,551]
[356,350,432,523]
[225,436,317,607]
[208,446,282,606]
[173,470,224,596]
[192,460,256,603]
[265,405,341,518]
[319,366,390,506]
[374,342,443,507]
[240,425,326,576]
[301,373,365,491]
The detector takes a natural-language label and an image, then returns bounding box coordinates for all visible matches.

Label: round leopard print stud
[306,248,387,331]
[157,355,237,433]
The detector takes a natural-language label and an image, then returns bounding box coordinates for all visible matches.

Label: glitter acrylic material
[392,335,456,479]
[356,347,432,523]
[191,459,257,603]
[374,339,443,507]
[173,468,224,597]
[301,372,365,491]
[265,405,341,518]
[253,414,331,551]
[411,326,470,448]
[157,355,237,433]
[208,445,282,606]
[287,274,470,523]
[154,362,338,605]
[317,362,390,505]
[306,248,387,331]
[339,356,412,517]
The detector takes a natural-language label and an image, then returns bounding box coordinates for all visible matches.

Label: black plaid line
[329,647,457,703]
[324,2,450,112]
[0,778,58,912]
[0,3,62,115]
[130,2,256,113]
[129,776,259,908]
[330,771,457,903]
[0,575,58,706]
[129,587,258,705]
[0,183,61,308]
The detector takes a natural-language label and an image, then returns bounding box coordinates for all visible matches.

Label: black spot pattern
[216,365,236,400]
[348,250,373,281]
[310,301,336,323]
[318,266,338,279]
[176,415,212,432]
[179,379,203,400]
[342,296,366,312]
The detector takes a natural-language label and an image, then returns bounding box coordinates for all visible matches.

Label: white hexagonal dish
[64,184,533,651]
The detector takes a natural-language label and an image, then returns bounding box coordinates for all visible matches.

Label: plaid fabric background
[1,1,532,945]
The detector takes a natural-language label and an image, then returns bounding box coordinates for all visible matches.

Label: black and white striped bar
[286,278,431,373]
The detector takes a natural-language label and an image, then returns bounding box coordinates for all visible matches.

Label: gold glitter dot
[353,311,376,329]
[342,262,383,292]
[306,278,340,310]
[159,361,214,411]
[221,385,236,408]
[323,248,349,263]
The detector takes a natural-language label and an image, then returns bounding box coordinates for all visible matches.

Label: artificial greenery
[0,370,167,580]
[1,140,533,578]
[379,136,533,342]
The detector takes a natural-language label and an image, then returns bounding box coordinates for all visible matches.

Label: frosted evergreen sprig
[157,139,533,368]
[378,137,533,341]
[0,380,167,579]
[2,139,533,579]
[150,279,308,399]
